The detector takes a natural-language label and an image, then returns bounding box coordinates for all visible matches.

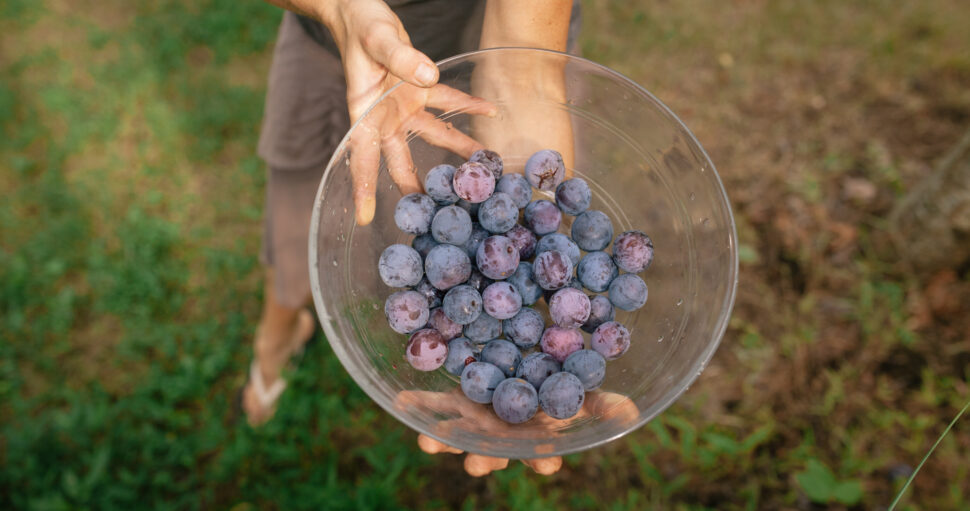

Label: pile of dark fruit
[379,148,654,424]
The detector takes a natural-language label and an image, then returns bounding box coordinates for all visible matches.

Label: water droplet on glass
[676,299,683,306]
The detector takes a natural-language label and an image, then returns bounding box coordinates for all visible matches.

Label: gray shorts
[258,8,580,308]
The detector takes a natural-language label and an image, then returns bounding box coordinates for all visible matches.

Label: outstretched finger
[417,434,463,455]
[426,84,497,117]
[409,111,485,159]
[393,389,467,415]
[464,454,509,477]
[584,391,640,424]
[363,22,438,87]
[350,113,384,226]
[522,457,563,475]
[382,131,422,197]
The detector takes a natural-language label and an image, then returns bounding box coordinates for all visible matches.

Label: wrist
[315,0,353,51]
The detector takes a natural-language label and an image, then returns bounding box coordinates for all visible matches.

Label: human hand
[316,0,496,225]
[394,387,639,476]
[469,50,576,179]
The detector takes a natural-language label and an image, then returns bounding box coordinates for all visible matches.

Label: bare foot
[242,309,315,426]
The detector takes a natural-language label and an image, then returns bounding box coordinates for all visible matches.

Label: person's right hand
[314,0,496,225]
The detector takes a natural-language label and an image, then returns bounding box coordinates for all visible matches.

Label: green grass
[2,0,970,509]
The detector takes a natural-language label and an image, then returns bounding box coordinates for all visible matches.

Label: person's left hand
[394,387,640,476]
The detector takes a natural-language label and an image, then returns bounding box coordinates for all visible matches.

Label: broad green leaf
[795,459,836,503]
[833,480,863,505]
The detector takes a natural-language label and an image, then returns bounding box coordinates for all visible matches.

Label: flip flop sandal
[248,359,288,418]
[237,309,316,426]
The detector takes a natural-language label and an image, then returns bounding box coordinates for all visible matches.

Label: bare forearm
[474,0,575,169]
[262,0,327,22]
[260,0,351,48]
[479,0,572,51]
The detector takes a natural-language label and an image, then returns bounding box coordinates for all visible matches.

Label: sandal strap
[249,361,287,409]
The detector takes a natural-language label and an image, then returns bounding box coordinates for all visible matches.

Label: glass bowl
[309,48,737,458]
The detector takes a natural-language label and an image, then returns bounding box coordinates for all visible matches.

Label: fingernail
[356,196,375,226]
[416,63,437,86]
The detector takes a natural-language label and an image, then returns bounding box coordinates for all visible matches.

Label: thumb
[362,22,438,87]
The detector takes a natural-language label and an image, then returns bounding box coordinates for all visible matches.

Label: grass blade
[888,397,970,510]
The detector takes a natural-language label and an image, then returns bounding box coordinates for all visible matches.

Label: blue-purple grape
[540,326,584,363]
[571,210,614,251]
[543,276,582,303]
[453,161,495,203]
[608,273,648,311]
[508,262,543,306]
[412,277,443,309]
[431,205,472,245]
[576,251,619,293]
[411,234,439,259]
[442,284,482,325]
[424,164,459,205]
[504,308,545,349]
[384,290,430,334]
[394,193,436,235]
[405,328,447,371]
[524,200,561,235]
[469,149,503,180]
[536,233,581,267]
[492,378,539,424]
[612,230,654,273]
[463,223,490,262]
[532,250,573,290]
[463,312,502,343]
[378,244,423,288]
[460,361,505,404]
[476,235,520,280]
[555,178,592,216]
[582,295,615,333]
[563,349,606,391]
[444,337,479,376]
[482,281,522,320]
[505,224,537,260]
[538,372,585,419]
[480,339,522,377]
[591,321,631,360]
[478,192,519,234]
[424,244,472,290]
[495,173,532,209]
[515,352,561,390]
[427,307,463,340]
[548,287,591,329]
[524,149,565,191]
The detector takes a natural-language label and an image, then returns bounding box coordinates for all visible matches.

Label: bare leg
[243,268,315,426]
